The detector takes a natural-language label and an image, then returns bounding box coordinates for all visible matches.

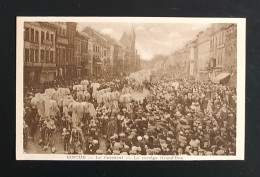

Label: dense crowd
[23,70,236,156]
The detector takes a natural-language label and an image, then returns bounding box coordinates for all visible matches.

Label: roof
[92,30,108,42]
[79,31,91,39]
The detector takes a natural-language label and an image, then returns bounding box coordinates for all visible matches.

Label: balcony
[42,63,56,67]
[24,62,42,67]
[42,39,53,46]
[24,62,56,68]
[57,36,68,45]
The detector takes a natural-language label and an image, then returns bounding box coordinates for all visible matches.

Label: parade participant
[106,114,118,138]
[62,128,70,154]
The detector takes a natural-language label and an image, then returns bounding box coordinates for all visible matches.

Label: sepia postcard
[16,17,246,160]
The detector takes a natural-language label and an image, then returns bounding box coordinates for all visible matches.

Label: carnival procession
[22,22,237,156]
[23,68,237,156]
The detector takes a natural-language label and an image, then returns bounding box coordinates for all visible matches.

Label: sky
[77,22,211,60]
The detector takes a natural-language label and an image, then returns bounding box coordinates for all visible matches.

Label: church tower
[131,27,136,70]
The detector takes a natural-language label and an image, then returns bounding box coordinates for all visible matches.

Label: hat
[153,148,161,154]
[121,147,130,152]
[220,128,226,132]
[137,136,142,141]
[132,146,138,151]
[129,150,137,155]
[203,151,212,155]
[119,133,126,137]
[211,145,217,149]
[216,150,225,155]
[147,149,154,155]
[113,150,121,155]
[96,149,104,155]
[120,152,128,155]
[93,140,99,144]
[91,128,96,132]
[160,140,166,144]
[144,135,149,140]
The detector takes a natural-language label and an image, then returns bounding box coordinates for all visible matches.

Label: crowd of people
[23,69,236,156]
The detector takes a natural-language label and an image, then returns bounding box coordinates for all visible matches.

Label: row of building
[23,22,141,84]
[167,23,237,86]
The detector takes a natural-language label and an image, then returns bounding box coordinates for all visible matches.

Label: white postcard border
[16,17,246,161]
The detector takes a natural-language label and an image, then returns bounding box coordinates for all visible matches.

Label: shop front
[40,67,56,83]
[211,72,231,84]
[24,64,42,86]
[93,56,102,77]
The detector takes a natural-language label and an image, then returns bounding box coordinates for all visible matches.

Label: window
[41,31,45,43]
[56,49,59,63]
[60,49,63,63]
[63,29,65,36]
[50,51,54,63]
[72,50,74,63]
[25,28,29,41]
[46,51,49,62]
[41,50,45,62]
[31,29,34,42]
[35,50,39,62]
[46,32,49,40]
[220,52,222,65]
[25,48,29,62]
[30,49,34,62]
[51,34,54,43]
[65,49,68,63]
[35,31,39,43]
[63,49,66,64]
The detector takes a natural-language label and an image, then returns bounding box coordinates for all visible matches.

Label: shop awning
[212,73,230,84]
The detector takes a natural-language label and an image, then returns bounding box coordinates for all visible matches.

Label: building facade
[186,40,197,77]
[52,22,68,80]
[197,29,211,81]
[224,24,237,87]
[75,31,90,78]
[66,22,77,80]
[24,22,56,85]
[209,24,229,80]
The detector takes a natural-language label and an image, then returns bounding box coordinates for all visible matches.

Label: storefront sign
[30,43,39,48]
[57,37,69,45]
[43,39,53,46]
